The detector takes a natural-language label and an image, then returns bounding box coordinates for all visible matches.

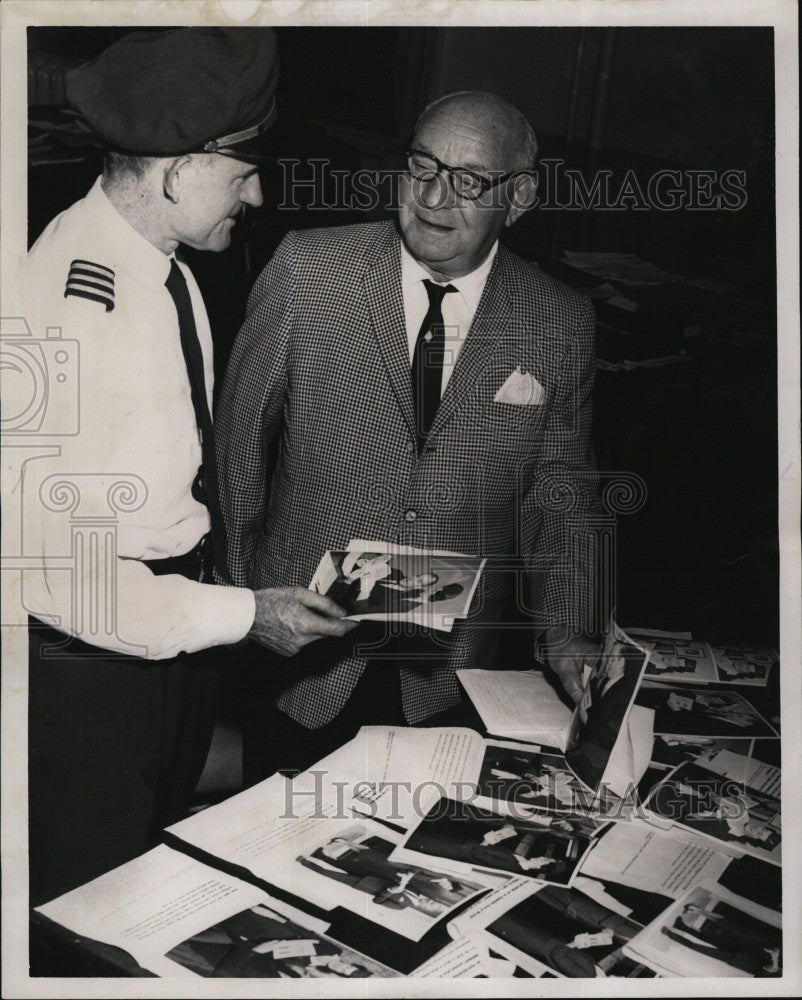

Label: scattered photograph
[485,884,643,978]
[399,798,596,886]
[628,628,718,684]
[649,735,754,770]
[165,904,400,978]
[636,686,778,738]
[477,744,593,813]
[564,632,650,792]
[711,645,777,686]
[645,761,781,865]
[296,825,487,926]
[625,884,782,977]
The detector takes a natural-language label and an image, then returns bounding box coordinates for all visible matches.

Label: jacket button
[404,509,418,522]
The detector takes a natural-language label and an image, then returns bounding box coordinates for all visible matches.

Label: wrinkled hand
[249,587,358,657]
[542,627,600,704]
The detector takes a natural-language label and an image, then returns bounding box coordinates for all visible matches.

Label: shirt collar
[86,176,174,286]
[400,239,499,302]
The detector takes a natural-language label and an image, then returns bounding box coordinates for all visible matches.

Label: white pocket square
[493,368,545,405]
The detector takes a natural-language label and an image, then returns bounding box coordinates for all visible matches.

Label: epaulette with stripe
[64,259,115,312]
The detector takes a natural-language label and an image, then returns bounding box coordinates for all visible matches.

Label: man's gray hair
[417,91,539,171]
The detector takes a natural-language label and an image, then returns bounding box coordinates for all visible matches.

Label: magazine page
[167,773,490,941]
[578,821,732,898]
[564,625,652,795]
[35,844,330,979]
[628,627,718,684]
[643,760,781,866]
[702,747,781,797]
[623,881,782,977]
[409,932,515,978]
[710,644,778,686]
[456,669,573,747]
[317,725,486,828]
[392,796,597,888]
[635,684,779,738]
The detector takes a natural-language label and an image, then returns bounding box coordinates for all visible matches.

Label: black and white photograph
[484,883,643,978]
[477,743,593,812]
[649,734,755,771]
[0,0,798,994]
[309,547,485,628]
[296,824,487,922]
[710,644,778,686]
[564,630,650,792]
[636,685,779,738]
[645,760,782,865]
[165,903,401,978]
[628,628,719,683]
[396,797,598,885]
[624,884,783,978]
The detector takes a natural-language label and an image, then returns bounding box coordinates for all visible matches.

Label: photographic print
[485,883,643,978]
[1,1,798,995]
[644,761,781,865]
[624,884,782,977]
[165,903,401,978]
[564,630,651,792]
[295,823,488,938]
[636,686,778,738]
[397,798,597,885]
[309,547,485,629]
[477,742,597,813]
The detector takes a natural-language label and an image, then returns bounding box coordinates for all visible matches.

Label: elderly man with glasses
[216,91,603,780]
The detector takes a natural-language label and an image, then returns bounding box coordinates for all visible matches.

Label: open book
[458,624,654,797]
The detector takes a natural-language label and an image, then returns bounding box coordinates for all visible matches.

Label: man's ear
[163,155,193,203]
[505,172,538,227]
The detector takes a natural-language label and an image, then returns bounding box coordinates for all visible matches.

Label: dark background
[27,25,779,646]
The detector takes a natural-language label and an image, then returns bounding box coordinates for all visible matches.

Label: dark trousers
[241,652,407,786]
[28,623,221,906]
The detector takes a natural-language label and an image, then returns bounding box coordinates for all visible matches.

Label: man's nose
[417,171,455,211]
[242,174,264,208]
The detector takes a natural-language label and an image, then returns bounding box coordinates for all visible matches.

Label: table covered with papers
[32,624,783,982]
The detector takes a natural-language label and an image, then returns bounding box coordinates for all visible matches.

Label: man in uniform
[20,27,354,905]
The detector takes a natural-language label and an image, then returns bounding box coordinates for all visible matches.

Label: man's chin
[402,224,456,263]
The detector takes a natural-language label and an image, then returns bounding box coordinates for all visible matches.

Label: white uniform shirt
[400,239,498,395]
[18,177,254,658]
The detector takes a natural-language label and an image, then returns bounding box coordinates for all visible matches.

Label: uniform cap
[66,27,279,161]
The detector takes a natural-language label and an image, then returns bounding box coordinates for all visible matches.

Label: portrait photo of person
[405,799,593,885]
[296,828,483,919]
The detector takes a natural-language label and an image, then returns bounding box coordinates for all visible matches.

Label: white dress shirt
[18,177,255,658]
[400,239,498,396]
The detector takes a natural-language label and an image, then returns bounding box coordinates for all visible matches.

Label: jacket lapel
[363,229,417,440]
[428,251,512,440]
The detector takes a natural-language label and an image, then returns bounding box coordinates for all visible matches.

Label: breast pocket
[483,399,549,447]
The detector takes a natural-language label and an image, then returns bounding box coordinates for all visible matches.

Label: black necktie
[412,279,456,452]
[165,259,228,581]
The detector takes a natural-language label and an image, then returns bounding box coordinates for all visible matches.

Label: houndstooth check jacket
[215,220,602,728]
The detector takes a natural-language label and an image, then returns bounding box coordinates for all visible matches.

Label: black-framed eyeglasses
[405,148,521,201]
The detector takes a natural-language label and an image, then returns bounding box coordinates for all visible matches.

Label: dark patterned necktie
[165,259,228,581]
[412,279,457,452]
